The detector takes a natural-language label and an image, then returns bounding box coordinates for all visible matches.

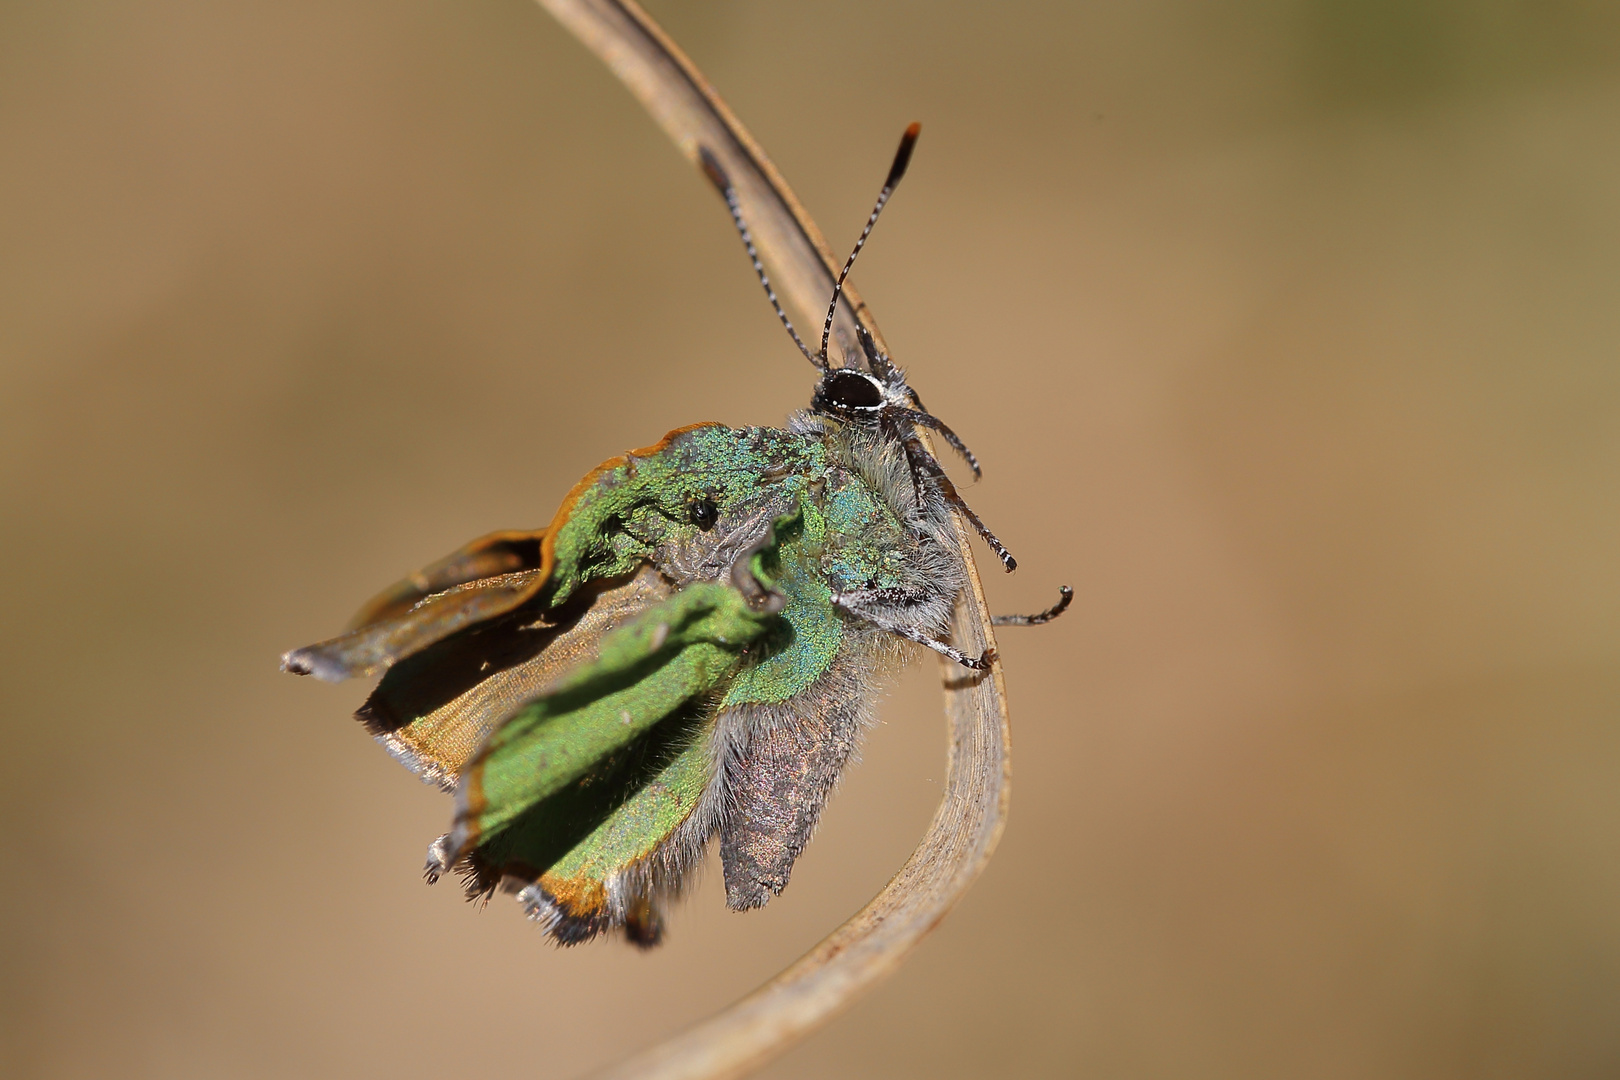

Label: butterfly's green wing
[441,515,803,943]
[357,566,676,789]
[464,715,713,944]
[536,733,710,942]
[449,576,778,856]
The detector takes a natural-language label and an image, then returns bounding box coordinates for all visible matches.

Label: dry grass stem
[532,1,1014,1077]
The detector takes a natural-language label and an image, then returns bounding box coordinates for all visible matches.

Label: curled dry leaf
[533,1,1012,1076]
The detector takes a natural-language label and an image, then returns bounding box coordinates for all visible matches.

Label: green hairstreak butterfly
[282,124,1068,946]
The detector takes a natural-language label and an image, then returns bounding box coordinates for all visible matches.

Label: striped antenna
[818,123,921,366]
[699,147,823,369]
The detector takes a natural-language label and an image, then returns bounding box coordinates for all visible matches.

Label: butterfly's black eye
[819,369,884,410]
[688,497,719,530]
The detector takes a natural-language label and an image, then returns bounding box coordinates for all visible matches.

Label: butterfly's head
[700,123,1014,570]
[809,365,910,425]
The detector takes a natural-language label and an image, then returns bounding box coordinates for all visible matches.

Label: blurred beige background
[3,1,1618,1077]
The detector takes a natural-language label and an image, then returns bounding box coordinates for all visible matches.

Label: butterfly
[281,124,1068,947]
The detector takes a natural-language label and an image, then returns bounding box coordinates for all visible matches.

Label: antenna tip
[885,123,922,188]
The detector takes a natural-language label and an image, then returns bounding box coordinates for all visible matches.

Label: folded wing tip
[279,646,348,683]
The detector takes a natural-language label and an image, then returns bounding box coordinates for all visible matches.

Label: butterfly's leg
[830,592,995,670]
[901,434,1017,571]
[889,418,929,510]
[893,407,981,479]
[992,585,1074,626]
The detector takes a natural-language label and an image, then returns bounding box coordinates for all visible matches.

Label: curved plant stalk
[534,2,1012,1076]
